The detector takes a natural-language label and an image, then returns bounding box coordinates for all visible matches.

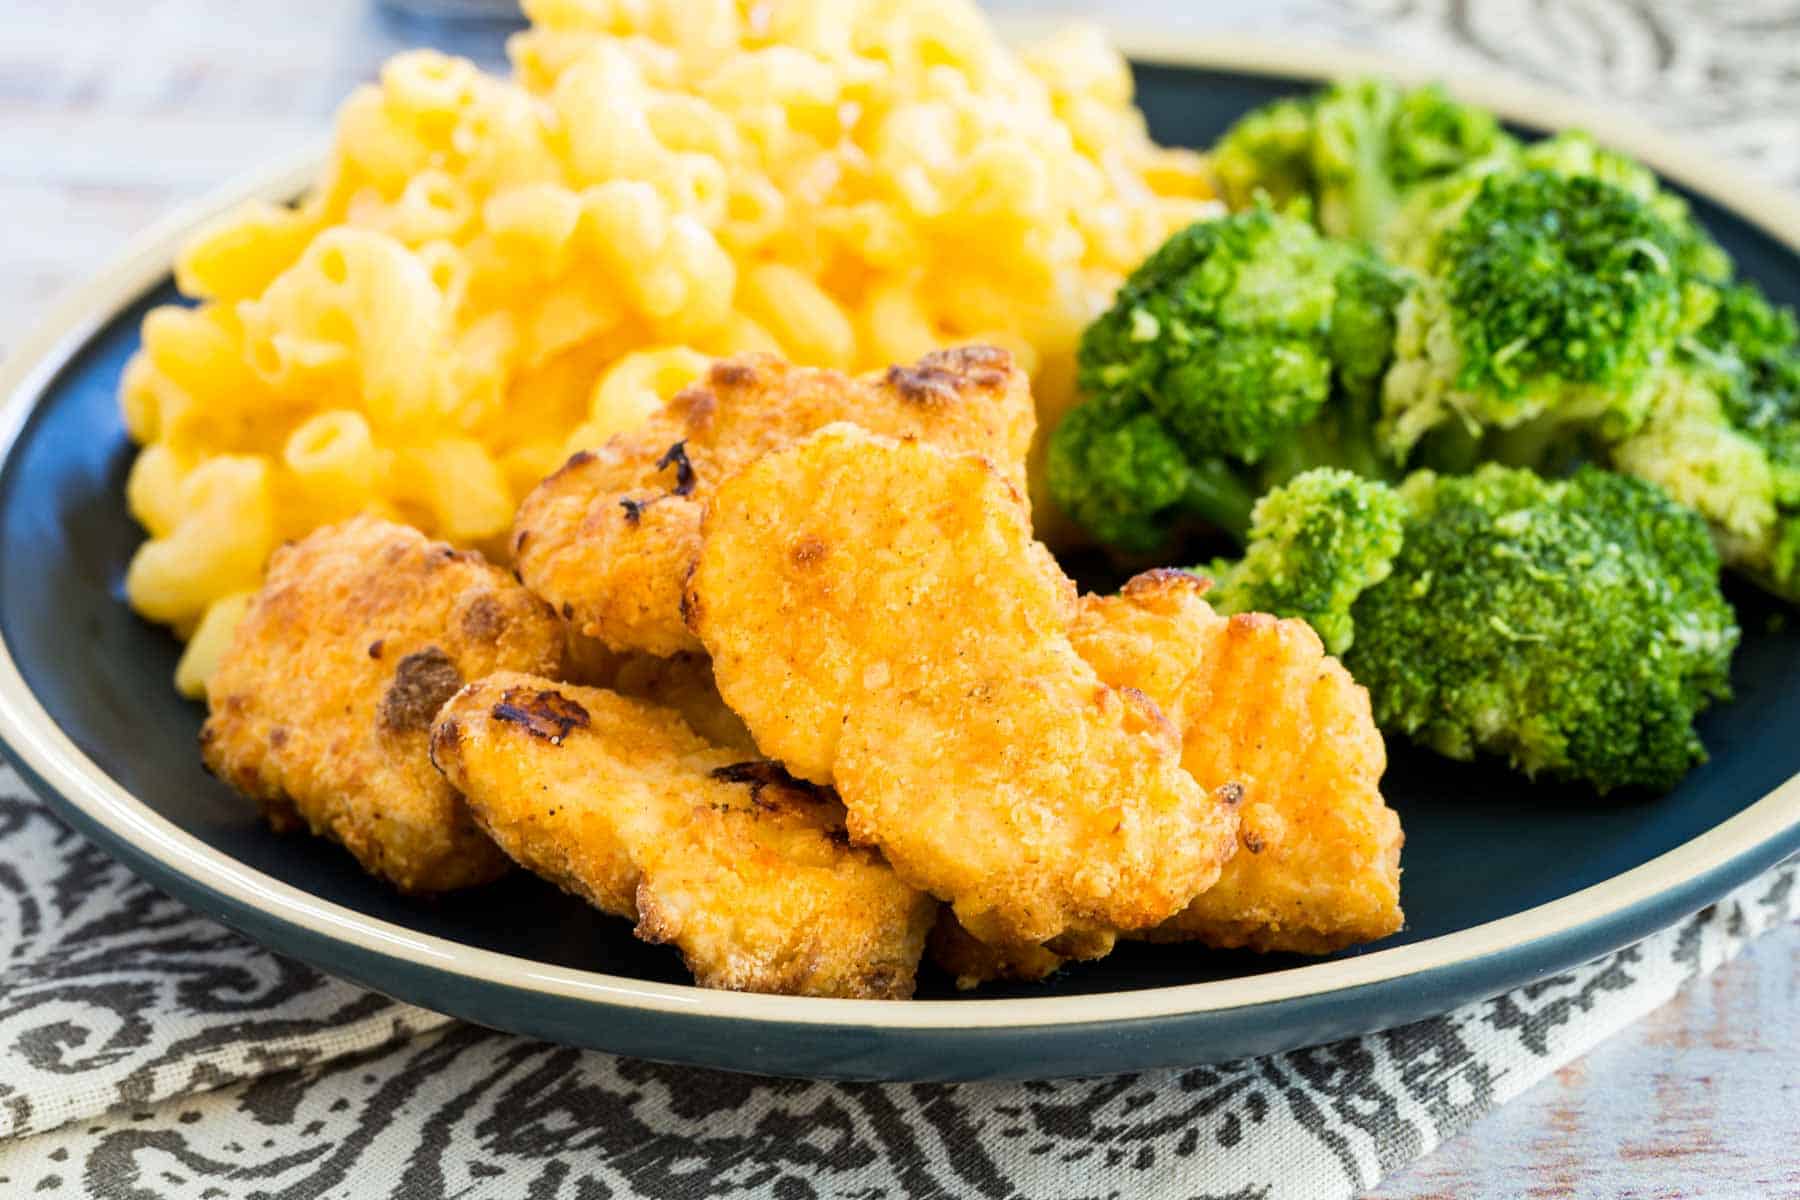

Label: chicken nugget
[1072,570,1404,954]
[430,673,934,998]
[927,908,1101,991]
[688,424,1239,948]
[201,517,564,893]
[513,345,1034,657]
[589,651,756,754]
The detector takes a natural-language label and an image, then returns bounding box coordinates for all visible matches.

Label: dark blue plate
[0,49,1794,1081]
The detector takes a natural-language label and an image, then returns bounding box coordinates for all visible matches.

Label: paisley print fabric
[0,759,1791,1198]
[5,4,1800,1193]
[1326,0,1800,185]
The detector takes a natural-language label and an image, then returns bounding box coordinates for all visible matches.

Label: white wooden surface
[1,2,1796,1196]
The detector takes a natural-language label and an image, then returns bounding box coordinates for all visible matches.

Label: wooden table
[2,2,1795,1195]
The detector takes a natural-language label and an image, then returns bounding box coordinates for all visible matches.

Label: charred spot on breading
[492,686,590,744]
[368,639,385,660]
[709,760,834,808]
[1242,830,1266,854]
[378,647,464,734]
[884,363,963,407]
[427,544,480,574]
[1116,686,1176,741]
[670,385,717,433]
[1227,611,1277,635]
[708,360,757,389]
[1217,782,1245,807]
[920,344,1011,374]
[1121,567,1209,601]
[678,569,700,630]
[620,497,647,525]
[656,441,696,497]
[427,716,462,773]
[268,727,288,749]
[460,594,508,643]
[886,345,1013,404]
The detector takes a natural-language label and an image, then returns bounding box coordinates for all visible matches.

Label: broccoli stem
[1186,460,1260,544]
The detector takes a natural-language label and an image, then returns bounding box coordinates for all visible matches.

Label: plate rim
[0,35,1796,1037]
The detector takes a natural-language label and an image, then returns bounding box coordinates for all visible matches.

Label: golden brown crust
[927,909,1067,991]
[511,346,1036,657]
[1072,571,1404,954]
[430,673,934,998]
[688,425,1239,949]
[200,517,564,893]
[565,648,756,754]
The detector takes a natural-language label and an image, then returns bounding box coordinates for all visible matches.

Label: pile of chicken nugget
[200,346,1404,999]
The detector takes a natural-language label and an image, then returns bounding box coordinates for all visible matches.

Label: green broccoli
[1077,206,1340,462]
[1204,465,1738,793]
[1380,167,1696,459]
[1209,94,1316,216]
[1516,134,1731,284]
[1050,207,1409,548]
[1213,78,1515,244]
[1201,468,1405,655]
[1374,125,1735,467]
[1044,391,1256,555]
[1380,131,1728,281]
[1610,280,1800,600]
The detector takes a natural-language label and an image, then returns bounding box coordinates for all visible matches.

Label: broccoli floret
[1077,207,1341,464]
[1052,208,1410,546]
[1201,465,1738,793]
[1214,79,1514,244]
[1202,469,1405,655]
[1210,96,1317,215]
[1518,133,1732,284]
[1380,168,1693,458]
[1353,466,1737,792]
[1382,131,1727,282]
[1330,251,1412,404]
[1701,282,1800,494]
[1044,392,1256,554]
[1610,280,1800,600]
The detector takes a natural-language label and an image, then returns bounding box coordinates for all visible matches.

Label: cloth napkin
[6,3,1800,1196]
[1,769,1796,1198]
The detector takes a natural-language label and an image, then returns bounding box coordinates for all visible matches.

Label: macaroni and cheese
[119,0,1216,694]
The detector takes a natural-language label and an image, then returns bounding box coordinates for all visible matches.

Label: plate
[0,40,1796,1082]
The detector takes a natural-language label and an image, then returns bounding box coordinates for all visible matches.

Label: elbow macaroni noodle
[120,0,1217,695]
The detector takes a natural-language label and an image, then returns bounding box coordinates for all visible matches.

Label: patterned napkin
[6,3,1800,1195]
[1,769,1795,1198]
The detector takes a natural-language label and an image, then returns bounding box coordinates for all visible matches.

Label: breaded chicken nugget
[430,673,934,998]
[513,345,1034,657]
[688,424,1239,949]
[1072,570,1404,954]
[927,908,1076,991]
[201,517,564,893]
[586,651,756,754]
